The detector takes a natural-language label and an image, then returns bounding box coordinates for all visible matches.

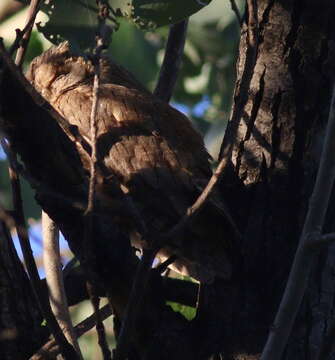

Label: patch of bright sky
[173,95,210,118]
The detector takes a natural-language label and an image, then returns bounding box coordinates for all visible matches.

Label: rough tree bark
[219,0,335,358]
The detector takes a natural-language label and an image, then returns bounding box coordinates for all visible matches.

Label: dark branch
[153,20,188,102]
[229,0,243,27]
[31,304,113,360]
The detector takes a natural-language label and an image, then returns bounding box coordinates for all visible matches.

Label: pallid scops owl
[26,42,240,283]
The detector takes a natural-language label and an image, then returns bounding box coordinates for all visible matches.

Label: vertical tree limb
[229,0,242,27]
[261,84,335,360]
[42,211,82,358]
[153,20,188,102]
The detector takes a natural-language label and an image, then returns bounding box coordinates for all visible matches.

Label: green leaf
[119,0,213,29]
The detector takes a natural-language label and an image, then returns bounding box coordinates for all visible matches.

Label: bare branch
[87,282,112,360]
[84,2,113,359]
[162,155,241,245]
[42,212,83,357]
[14,0,41,68]
[229,0,242,27]
[261,84,335,360]
[153,20,188,102]
[30,304,113,360]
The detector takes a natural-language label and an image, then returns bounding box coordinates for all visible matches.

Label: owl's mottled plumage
[27,42,239,282]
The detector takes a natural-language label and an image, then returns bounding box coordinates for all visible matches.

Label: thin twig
[30,304,113,360]
[162,156,241,245]
[260,84,335,360]
[14,0,41,68]
[87,282,112,360]
[84,2,113,359]
[229,0,243,27]
[153,20,188,102]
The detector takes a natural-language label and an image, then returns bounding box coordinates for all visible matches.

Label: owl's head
[26,42,149,101]
[26,42,92,100]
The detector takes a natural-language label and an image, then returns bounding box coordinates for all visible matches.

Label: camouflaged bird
[27,42,239,283]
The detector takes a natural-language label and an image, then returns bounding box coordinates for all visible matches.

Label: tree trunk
[219,0,335,358]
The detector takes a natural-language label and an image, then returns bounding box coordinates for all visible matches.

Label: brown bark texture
[219,0,335,358]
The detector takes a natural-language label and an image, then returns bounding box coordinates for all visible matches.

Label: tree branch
[30,303,113,360]
[84,3,113,359]
[261,84,335,360]
[161,155,241,246]
[229,0,242,27]
[153,20,188,102]
[14,0,41,68]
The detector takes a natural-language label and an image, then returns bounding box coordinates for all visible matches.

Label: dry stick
[114,20,189,360]
[229,0,243,27]
[260,85,335,360]
[86,282,111,360]
[153,19,188,102]
[31,304,113,360]
[84,2,112,359]
[1,1,79,359]
[42,212,83,358]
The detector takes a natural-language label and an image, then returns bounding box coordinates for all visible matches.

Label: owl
[26,42,239,283]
